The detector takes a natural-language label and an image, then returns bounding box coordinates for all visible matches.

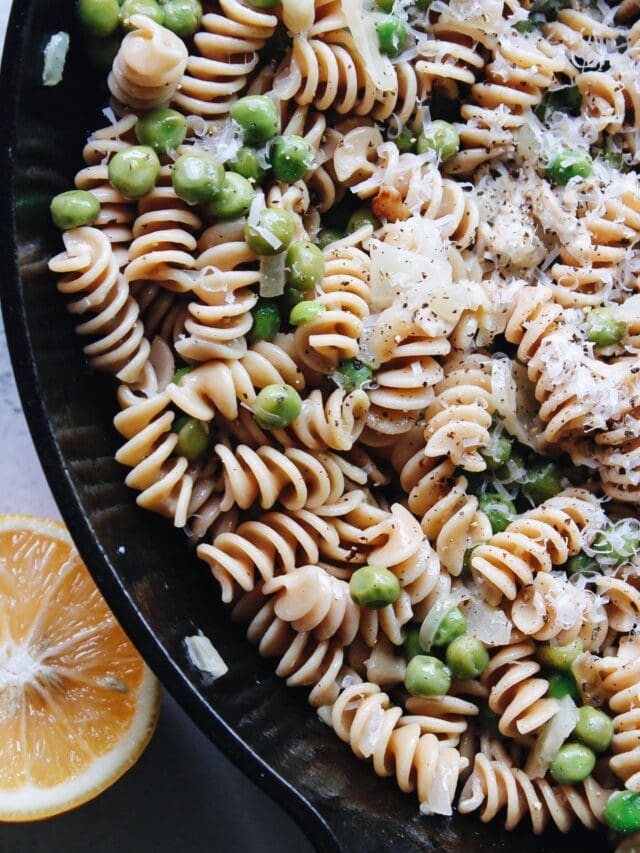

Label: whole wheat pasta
[48,0,640,837]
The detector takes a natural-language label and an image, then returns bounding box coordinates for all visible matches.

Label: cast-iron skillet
[0,2,606,849]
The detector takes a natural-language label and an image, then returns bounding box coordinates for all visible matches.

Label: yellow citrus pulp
[0,515,161,821]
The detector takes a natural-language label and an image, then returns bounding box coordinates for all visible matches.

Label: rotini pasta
[109,15,188,111]
[48,0,640,840]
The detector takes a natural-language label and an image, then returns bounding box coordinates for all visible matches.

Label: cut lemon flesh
[0,515,161,821]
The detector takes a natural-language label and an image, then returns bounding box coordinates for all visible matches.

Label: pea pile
[78,0,203,41]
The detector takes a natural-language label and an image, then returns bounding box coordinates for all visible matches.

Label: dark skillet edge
[0,4,339,850]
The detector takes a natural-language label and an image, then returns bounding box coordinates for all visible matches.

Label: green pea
[393,126,417,153]
[50,190,100,229]
[253,383,302,430]
[514,15,535,32]
[593,524,640,566]
[227,147,267,183]
[604,790,640,834]
[108,146,161,200]
[349,565,400,609]
[546,671,580,702]
[574,706,614,754]
[417,120,460,163]
[249,298,280,343]
[120,0,164,27]
[538,639,583,671]
[281,286,306,309]
[173,366,192,384]
[523,462,563,505]
[445,635,489,679]
[478,493,515,534]
[404,655,451,697]
[546,148,592,185]
[375,15,408,57]
[602,149,625,171]
[346,205,381,234]
[376,0,394,9]
[206,172,255,220]
[433,607,467,648]
[161,0,203,37]
[315,228,343,250]
[285,241,324,291]
[480,433,512,471]
[230,96,281,146]
[549,742,596,785]
[270,135,315,184]
[289,300,325,326]
[404,625,423,660]
[462,543,483,577]
[244,208,295,256]
[335,358,374,392]
[414,0,434,8]
[244,0,280,8]
[173,416,210,461]
[136,109,187,156]
[566,551,600,576]
[171,152,225,205]
[77,0,120,36]
[586,307,626,348]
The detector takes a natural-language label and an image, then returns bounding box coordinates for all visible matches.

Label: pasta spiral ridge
[166,339,305,421]
[172,0,278,117]
[232,583,351,706]
[329,682,467,816]
[293,241,371,373]
[481,640,557,740]
[333,130,479,248]
[510,571,609,651]
[423,352,495,472]
[602,653,640,790]
[449,35,570,176]
[74,113,139,263]
[198,504,360,602]
[263,564,360,645]
[213,442,367,512]
[124,165,202,293]
[113,385,193,522]
[275,32,418,124]
[48,227,149,383]
[459,752,611,833]
[108,15,188,111]
[394,436,491,577]
[470,489,602,605]
[176,220,260,362]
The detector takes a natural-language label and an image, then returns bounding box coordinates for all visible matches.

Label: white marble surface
[0,7,311,851]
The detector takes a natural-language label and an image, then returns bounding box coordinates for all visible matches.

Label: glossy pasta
[48,0,640,841]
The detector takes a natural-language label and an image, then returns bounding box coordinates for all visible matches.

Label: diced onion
[419,756,461,816]
[572,651,613,708]
[342,0,396,92]
[491,357,540,449]
[360,704,385,758]
[419,591,468,652]
[281,0,314,34]
[185,635,228,681]
[614,293,640,323]
[260,253,286,297]
[316,705,332,726]
[525,695,578,779]
[461,597,512,647]
[42,32,70,87]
